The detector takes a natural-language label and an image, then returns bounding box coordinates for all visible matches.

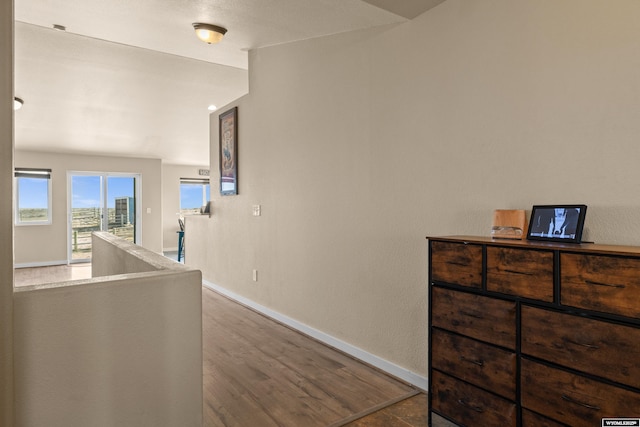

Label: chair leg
[177,232,184,262]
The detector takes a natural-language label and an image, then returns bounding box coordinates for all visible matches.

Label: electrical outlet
[252,269,258,282]
[252,205,261,216]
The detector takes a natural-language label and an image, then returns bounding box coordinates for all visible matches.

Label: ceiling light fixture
[192,23,227,44]
[14,97,23,111]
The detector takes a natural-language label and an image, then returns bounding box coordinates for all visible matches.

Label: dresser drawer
[431,287,516,349]
[521,305,640,389]
[522,409,568,427]
[431,370,516,427]
[430,241,482,288]
[487,247,554,301]
[431,329,516,400]
[561,253,640,319]
[521,359,640,427]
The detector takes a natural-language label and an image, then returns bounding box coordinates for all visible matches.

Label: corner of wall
[1,0,14,424]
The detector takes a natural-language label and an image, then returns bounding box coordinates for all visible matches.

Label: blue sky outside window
[180,179,210,213]
[15,168,52,225]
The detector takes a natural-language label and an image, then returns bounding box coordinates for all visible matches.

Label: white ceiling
[14,0,446,165]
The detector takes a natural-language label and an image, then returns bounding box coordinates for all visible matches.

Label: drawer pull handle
[566,338,600,350]
[561,394,600,410]
[460,355,484,366]
[459,310,483,319]
[585,280,626,289]
[504,269,533,276]
[457,398,484,413]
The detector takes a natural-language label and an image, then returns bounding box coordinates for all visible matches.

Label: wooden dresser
[427,236,640,427]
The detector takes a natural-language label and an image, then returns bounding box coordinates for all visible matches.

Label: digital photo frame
[526,205,587,243]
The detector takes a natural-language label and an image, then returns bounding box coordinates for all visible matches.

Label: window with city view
[180,178,210,215]
[15,168,52,225]
[70,173,139,261]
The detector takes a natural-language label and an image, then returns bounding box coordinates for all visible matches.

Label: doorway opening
[68,172,141,263]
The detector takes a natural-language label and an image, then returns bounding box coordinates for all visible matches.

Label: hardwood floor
[342,394,456,427]
[343,393,428,426]
[14,264,458,426]
[202,288,421,426]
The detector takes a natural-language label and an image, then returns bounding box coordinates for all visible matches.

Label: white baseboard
[202,280,429,391]
[14,260,69,269]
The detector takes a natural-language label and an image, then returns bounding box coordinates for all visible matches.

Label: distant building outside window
[180,178,210,215]
[15,168,52,225]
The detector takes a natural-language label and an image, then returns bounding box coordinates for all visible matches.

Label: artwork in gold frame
[219,106,238,195]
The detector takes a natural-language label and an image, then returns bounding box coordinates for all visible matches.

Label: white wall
[0,0,14,423]
[161,164,209,251]
[14,150,163,266]
[188,0,640,384]
[14,233,203,427]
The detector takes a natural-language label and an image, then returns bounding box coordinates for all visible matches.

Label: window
[180,178,210,215]
[15,168,52,225]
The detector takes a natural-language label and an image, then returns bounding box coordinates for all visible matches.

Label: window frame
[179,178,210,215]
[14,168,53,226]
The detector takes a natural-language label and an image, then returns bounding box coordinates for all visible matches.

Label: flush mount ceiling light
[14,97,23,111]
[193,23,227,44]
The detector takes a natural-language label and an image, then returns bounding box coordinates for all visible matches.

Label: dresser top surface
[427,235,640,257]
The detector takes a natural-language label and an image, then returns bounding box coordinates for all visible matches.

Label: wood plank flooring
[343,393,428,426]
[14,264,457,426]
[202,288,420,426]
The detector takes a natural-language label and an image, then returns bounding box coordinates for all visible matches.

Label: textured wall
[0,0,14,423]
[161,163,209,251]
[92,231,191,276]
[14,233,202,427]
[14,150,163,265]
[188,0,640,381]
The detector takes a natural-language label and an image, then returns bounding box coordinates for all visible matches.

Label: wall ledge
[13,269,193,294]
[14,260,69,269]
[93,231,189,273]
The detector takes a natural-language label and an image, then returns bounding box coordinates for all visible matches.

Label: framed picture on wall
[526,204,587,243]
[219,106,238,195]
